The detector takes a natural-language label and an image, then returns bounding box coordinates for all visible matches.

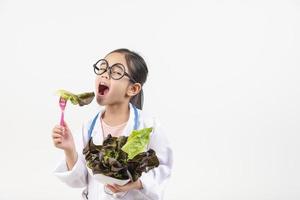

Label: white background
[0,0,299,199]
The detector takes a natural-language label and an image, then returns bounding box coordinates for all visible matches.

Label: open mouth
[98,83,109,96]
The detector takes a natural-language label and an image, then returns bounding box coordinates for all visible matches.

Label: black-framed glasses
[93,59,137,83]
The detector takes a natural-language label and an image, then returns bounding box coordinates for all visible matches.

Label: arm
[52,122,89,188]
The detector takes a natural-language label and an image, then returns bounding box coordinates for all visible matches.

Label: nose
[100,70,110,79]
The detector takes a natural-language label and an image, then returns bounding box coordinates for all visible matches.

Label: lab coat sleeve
[139,119,173,200]
[53,124,88,188]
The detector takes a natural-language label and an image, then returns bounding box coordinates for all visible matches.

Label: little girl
[52,49,173,200]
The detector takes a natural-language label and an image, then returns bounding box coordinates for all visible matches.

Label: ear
[126,83,142,97]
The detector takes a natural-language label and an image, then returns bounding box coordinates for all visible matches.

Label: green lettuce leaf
[121,127,153,160]
[127,149,159,181]
[83,132,159,182]
[56,89,94,106]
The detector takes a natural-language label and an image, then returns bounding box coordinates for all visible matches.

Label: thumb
[62,121,71,133]
[62,120,68,128]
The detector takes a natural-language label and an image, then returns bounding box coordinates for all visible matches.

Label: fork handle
[60,111,65,126]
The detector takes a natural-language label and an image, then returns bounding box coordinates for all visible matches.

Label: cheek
[111,81,129,94]
[95,76,100,86]
[94,78,100,93]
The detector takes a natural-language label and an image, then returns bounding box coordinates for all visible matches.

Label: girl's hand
[52,122,75,153]
[105,179,143,193]
[52,122,78,170]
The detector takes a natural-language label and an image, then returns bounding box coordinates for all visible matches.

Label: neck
[102,102,130,126]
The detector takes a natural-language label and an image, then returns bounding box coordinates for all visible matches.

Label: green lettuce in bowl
[83,127,159,184]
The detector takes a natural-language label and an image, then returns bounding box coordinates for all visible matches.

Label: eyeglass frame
[93,59,137,83]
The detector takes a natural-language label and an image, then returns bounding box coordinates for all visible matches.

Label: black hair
[108,48,148,110]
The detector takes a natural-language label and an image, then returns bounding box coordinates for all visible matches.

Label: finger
[52,133,63,139]
[62,121,70,129]
[54,125,62,129]
[53,138,62,144]
[53,127,63,133]
[106,185,120,193]
[113,184,130,192]
[53,129,64,136]
[53,125,66,133]
[115,179,142,191]
[54,125,68,136]
[60,123,71,136]
[53,126,65,133]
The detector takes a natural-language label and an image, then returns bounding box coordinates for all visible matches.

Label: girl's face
[95,52,132,106]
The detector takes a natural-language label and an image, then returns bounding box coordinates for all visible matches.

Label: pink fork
[59,97,67,126]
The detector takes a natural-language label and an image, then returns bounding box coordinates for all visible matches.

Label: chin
[96,96,106,106]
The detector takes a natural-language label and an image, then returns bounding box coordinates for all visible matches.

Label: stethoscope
[86,105,139,199]
[88,105,139,139]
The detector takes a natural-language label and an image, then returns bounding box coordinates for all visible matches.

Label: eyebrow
[103,58,123,66]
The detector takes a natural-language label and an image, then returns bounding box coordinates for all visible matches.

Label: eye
[99,67,107,71]
[112,71,122,76]
[95,61,108,74]
[111,65,124,76]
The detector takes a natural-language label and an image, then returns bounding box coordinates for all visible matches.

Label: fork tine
[59,97,67,108]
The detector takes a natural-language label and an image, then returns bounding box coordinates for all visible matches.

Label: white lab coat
[53,104,173,200]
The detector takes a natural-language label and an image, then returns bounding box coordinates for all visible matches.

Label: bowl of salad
[83,128,159,185]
